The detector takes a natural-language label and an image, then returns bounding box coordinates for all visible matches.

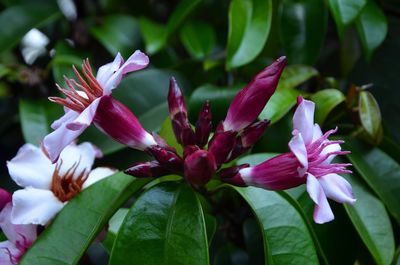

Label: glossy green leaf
[138,18,167,55]
[259,87,300,124]
[358,90,383,143]
[344,174,395,265]
[204,213,217,246]
[231,186,319,265]
[328,0,367,36]
[90,15,141,58]
[278,65,319,90]
[110,182,209,265]
[0,3,60,51]
[102,208,129,253]
[20,173,151,265]
[355,0,388,61]
[345,140,400,225]
[226,0,272,69]
[279,0,328,64]
[311,89,345,124]
[19,99,63,145]
[180,21,216,59]
[189,84,242,123]
[167,0,202,35]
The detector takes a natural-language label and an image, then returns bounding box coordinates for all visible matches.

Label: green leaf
[19,99,63,145]
[189,84,242,123]
[231,186,319,265]
[110,182,209,265]
[358,90,383,143]
[344,174,395,265]
[90,15,141,58]
[20,173,151,265]
[204,213,217,246]
[259,87,300,124]
[311,89,345,124]
[278,65,319,90]
[279,0,328,64]
[167,0,202,35]
[102,208,129,253]
[226,0,272,69]
[139,18,167,55]
[0,3,60,51]
[180,21,216,59]
[345,140,400,225]
[355,0,388,61]
[328,0,367,36]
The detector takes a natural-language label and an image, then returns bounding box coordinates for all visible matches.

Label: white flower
[7,142,116,225]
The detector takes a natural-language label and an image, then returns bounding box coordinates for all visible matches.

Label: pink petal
[312,124,323,141]
[319,174,356,204]
[96,52,124,88]
[7,144,54,189]
[0,240,20,265]
[293,97,315,145]
[306,174,334,224]
[65,98,100,130]
[11,188,65,225]
[51,108,78,130]
[82,167,116,189]
[0,203,36,245]
[102,50,149,95]
[289,132,308,171]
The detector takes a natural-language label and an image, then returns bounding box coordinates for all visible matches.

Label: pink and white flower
[7,143,116,225]
[0,190,37,265]
[43,51,156,162]
[221,97,356,224]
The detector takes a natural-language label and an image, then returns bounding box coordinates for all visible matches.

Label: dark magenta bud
[195,101,212,147]
[147,146,183,173]
[183,145,200,158]
[218,164,250,187]
[0,188,11,210]
[168,77,195,146]
[208,131,237,166]
[241,119,270,148]
[223,57,286,132]
[184,150,217,186]
[125,161,169,178]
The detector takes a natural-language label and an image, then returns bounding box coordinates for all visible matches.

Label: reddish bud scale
[195,101,212,147]
[125,161,169,178]
[184,150,217,186]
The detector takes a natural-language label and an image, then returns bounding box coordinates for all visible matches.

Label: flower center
[49,59,103,112]
[50,159,88,202]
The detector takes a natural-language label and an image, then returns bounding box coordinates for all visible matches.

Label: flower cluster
[1,50,356,262]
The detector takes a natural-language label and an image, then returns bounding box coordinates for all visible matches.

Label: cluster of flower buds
[125,57,286,187]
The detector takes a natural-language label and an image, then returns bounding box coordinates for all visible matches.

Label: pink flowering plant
[1,2,399,265]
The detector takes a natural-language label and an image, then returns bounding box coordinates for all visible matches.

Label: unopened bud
[195,101,212,147]
[219,164,249,186]
[147,146,183,173]
[125,161,169,178]
[208,131,237,166]
[183,145,200,158]
[184,150,217,186]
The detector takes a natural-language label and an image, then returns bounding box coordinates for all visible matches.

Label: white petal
[58,142,99,179]
[11,188,64,225]
[0,241,20,265]
[306,174,334,224]
[7,144,54,189]
[82,167,116,189]
[96,52,124,88]
[51,109,78,130]
[43,120,87,163]
[102,50,149,95]
[319,174,356,204]
[293,97,315,145]
[0,203,36,245]
[66,98,100,131]
[312,124,323,141]
[289,132,308,171]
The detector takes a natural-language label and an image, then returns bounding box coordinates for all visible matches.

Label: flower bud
[223,57,286,132]
[0,188,11,210]
[147,146,183,173]
[168,77,195,146]
[94,96,156,150]
[219,164,249,186]
[183,145,200,158]
[208,131,237,166]
[195,101,212,147]
[184,150,216,186]
[125,161,169,178]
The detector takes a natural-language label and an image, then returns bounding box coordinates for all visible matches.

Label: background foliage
[0,0,399,264]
